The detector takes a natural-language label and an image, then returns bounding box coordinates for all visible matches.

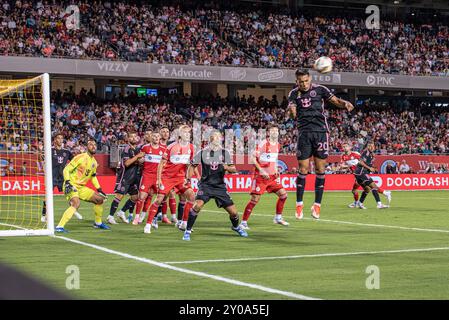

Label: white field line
[55,235,320,300]
[164,246,449,265]
[202,210,449,234]
[0,222,26,229]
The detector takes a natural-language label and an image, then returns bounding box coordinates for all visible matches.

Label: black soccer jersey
[52,148,73,182]
[193,147,233,188]
[288,83,334,133]
[117,144,141,184]
[355,149,375,175]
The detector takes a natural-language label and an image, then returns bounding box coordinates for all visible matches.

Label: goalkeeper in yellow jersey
[55,140,110,233]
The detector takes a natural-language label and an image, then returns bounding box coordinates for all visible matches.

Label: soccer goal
[0,73,54,236]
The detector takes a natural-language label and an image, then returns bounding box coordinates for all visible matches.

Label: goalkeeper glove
[64,180,76,195]
[97,188,107,199]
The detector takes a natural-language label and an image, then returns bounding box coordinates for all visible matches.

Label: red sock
[169,198,177,215]
[378,187,384,194]
[243,200,257,222]
[276,195,287,215]
[143,196,152,212]
[161,201,168,215]
[135,199,144,215]
[146,203,160,224]
[182,201,193,222]
[353,191,359,201]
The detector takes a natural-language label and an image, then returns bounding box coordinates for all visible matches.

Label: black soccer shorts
[355,173,374,188]
[114,178,139,196]
[196,185,234,209]
[296,131,329,160]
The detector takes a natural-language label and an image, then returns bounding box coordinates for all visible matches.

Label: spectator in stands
[399,160,411,174]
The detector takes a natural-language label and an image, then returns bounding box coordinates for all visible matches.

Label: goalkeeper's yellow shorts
[64,184,96,202]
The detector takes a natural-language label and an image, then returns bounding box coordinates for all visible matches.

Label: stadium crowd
[0,1,448,75]
[3,88,448,158]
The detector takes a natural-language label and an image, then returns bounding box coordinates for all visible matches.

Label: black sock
[109,197,120,216]
[360,191,368,203]
[42,201,46,216]
[177,201,185,221]
[186,208,198,231]
[314,174,326,204]
[230,214,240,229]
[372,189,381,202]
[157,204,163,215]
[129,202,135,214]
[121,199,135,213]
[296,173,307,202]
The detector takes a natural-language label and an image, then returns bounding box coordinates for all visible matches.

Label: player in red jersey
[341,143,362,208]
[156,126,178,224]
[341,142,391,208]
[143,125,196,234]
[240,125,289,230]
[132,131,165,225]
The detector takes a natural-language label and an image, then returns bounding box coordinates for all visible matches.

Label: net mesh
[0,77,48,232]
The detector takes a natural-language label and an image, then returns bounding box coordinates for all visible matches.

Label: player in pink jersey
[132,131,166,225]
[143,125,196,234]
[240,125,289,230]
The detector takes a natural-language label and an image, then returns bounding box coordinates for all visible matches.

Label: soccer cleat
[106,215,118,225]
[127,214,134,224]
[162,216,172,224]
[139,212,147,224]
[117,211,129,223]
[171,215,178,224]
[41,215,47,223]
[377,203,390,209]
[357,203,368,209]
[178,221,187,231]
[182,231,191,241]
[55,227,68,233]
[348,202,357,208]
[239,222,250,230]
[144,223,152,234]
[93,223,111,230]
[132,214,140,225]
[232,226,248,237]
[157,213,162,221]
[384,191,392,205]
[273,217,290,226]
[74,211,83,220]
[295,204,304,219]
[151,217,159,230]
[311,204,321,220]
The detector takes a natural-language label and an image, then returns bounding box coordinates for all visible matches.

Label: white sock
[296,201,303,206]
[377,202,382,205]
[275,214,282,220]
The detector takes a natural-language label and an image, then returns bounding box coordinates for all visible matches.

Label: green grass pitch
[1,191,449,300]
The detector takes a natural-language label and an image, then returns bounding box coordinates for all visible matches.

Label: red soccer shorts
[139,174,158,194]
[250,175,283,195]
[158,177,190,196]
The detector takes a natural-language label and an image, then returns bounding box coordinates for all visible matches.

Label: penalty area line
[55,235,320,300]
[164,246,449,265]
[202,210,449,234]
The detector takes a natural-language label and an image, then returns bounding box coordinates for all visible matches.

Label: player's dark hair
[53,132,64,139]
[295,69,309,77]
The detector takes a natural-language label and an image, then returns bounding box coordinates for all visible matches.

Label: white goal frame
[0,73,54,237]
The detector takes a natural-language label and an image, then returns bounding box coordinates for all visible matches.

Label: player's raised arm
[124,151,145,167]
[328,95,354,112]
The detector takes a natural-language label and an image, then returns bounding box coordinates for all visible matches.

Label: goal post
[0,73,54,237]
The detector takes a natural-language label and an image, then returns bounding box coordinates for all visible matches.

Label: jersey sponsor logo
[260,153,278,163]
[301,98,312,108]
[145,154,162,163]
[170,154,190,164]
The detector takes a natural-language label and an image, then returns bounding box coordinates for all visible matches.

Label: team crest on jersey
[91,163,95,168]
[210,162,219,170]
[141,185,145,190]
[310,90,317,97]
[197,190,204,196]
[256,186,260,192]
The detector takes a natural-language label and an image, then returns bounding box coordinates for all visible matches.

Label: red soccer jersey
[341,151,361,173]
[162,142,194,178]
[141,143,166,176]
[254,140,280,177]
